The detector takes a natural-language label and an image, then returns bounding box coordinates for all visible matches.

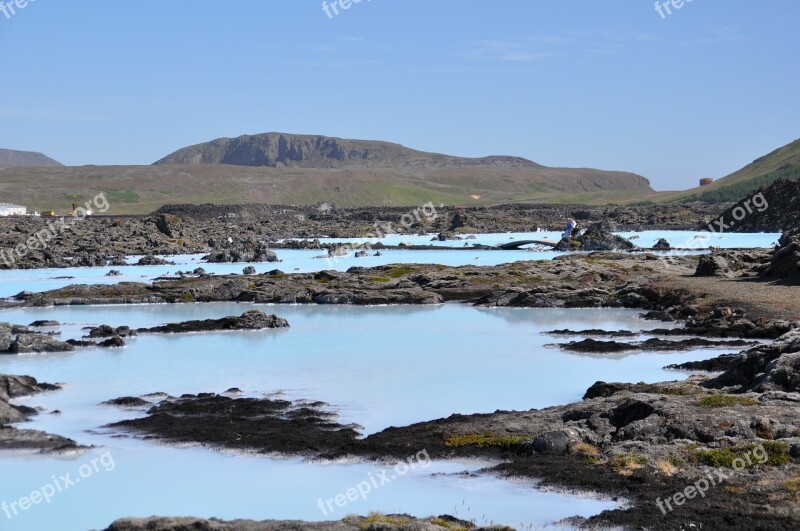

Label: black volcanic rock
[767,231,800,283]
[723,179,800,233]
[136,310,289,334]
[554,223,636,252]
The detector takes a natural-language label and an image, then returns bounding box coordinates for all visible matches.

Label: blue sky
[1,0,798,191]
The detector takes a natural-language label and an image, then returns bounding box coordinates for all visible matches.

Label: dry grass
[610,454,649,476]
[655,460,679,476]
[570,442,600,457]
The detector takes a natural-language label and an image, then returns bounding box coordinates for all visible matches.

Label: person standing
[562,218,577,240]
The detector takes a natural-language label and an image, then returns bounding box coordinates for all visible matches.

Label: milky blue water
[0,231,780,298]
[0,302,737,530]
[314,230,780,250]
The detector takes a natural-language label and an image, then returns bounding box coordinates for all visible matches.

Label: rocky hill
[671,138,800,203]
[0,149,62,167]
[154,132,544,169]
[153,132,652,193]
[721,179,800,233]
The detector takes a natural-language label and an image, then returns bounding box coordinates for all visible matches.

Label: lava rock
[136,310,289,334]
[8,334,75,354]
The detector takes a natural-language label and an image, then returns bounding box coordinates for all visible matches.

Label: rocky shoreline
[102,515,511,530]
[2,213,799,529]
[0,201,729,270]
[93,324,800,530]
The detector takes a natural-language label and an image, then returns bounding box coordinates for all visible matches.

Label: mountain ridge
[0,149,63,167]
[154,132,545,169]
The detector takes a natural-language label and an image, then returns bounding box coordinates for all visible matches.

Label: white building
[0,203,27,216]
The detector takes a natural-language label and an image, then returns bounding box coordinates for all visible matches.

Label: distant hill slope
[0,163,653,215]
[667,138,800,203]
[0,149,63,167]
[154,132,544,169]
[717,179,800,233]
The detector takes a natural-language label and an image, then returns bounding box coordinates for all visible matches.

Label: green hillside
[666,138,800,203]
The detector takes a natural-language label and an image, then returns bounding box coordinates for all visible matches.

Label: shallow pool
[0,304,730,530]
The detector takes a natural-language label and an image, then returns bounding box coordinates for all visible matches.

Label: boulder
[137,255,175,266]
[29,320,60,327]
[204,244,278,264]
[8,334,75,354]
[526,428,582,455]
[695,254,734,278]
[767,231,800,283]
[554,223,635,252]
[0,323,11,352]
[101,397,150,408]
[651,238,671,251]
[98,337,126,348]
[154,213,182,238]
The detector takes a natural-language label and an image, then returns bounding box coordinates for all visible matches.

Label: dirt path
[658,273,800,321]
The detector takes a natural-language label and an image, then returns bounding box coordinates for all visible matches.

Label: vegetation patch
[695,395,761,408]
[784,478,800,493]
[178,292,194,302]
[570,442,601,464]
[687,442,791,468]
[683,164,800,203]
[444,433,526,449]
[610,453,648,475]
[385,266,417,278]
[633,382,698,396]
[104,189,141,204]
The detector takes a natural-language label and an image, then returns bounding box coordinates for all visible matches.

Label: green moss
[104,189,141,204]
[369,276,391,283]
[695,395,761,408]
[444,433,526,449]
[668,456,686,468]
[385,266,417,278]
[688,442,790,468]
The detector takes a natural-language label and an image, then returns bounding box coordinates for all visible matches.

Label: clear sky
[1,0,798,190]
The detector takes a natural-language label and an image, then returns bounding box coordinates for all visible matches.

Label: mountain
[154,133,545,169]
[0,133,654,214]
[669,138,800,203]
[0,149,63,167]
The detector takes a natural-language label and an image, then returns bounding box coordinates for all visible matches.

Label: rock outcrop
[0,374,77,452]
[554,223,636,252]
[136,310,289,334]
[767,230,800,283]
[0,322,74,354]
